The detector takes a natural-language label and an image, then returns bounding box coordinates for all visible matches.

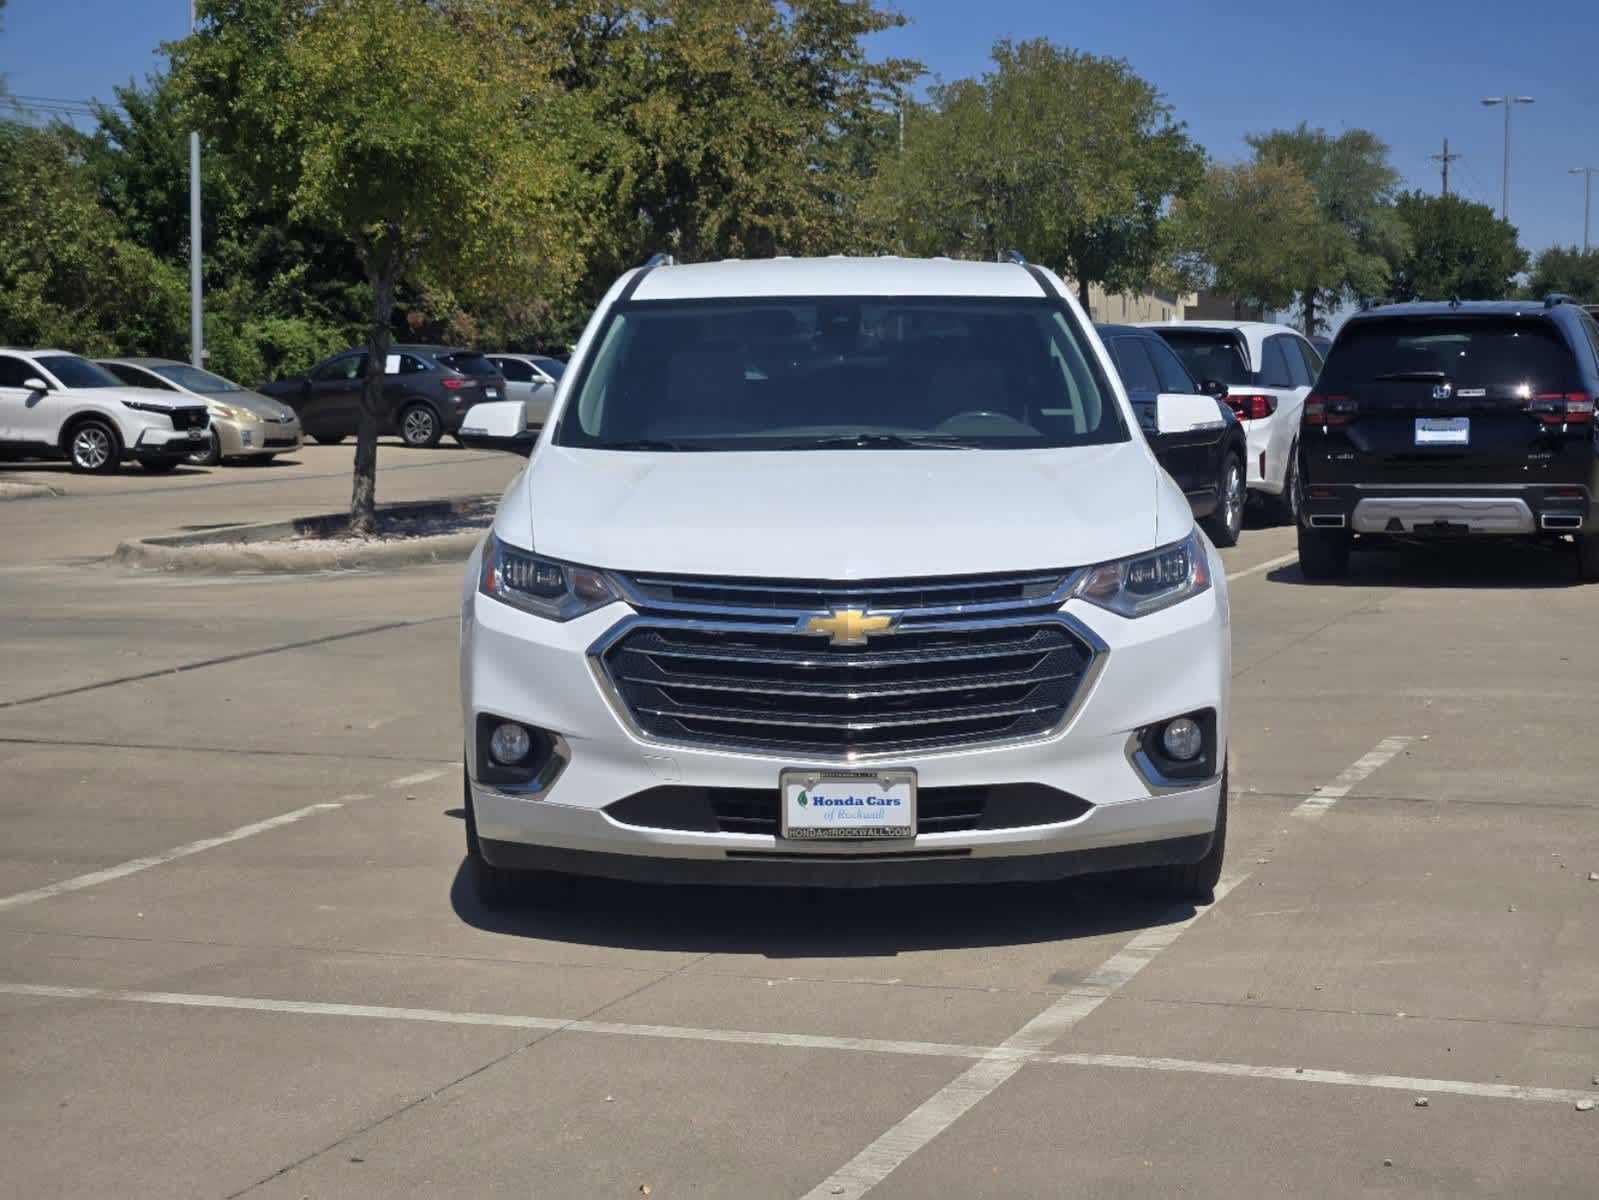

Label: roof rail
[1544,292,1571,308]
[1002,249,1028,265]
[641,252,677,269]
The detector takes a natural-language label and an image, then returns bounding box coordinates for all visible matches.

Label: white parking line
[1292,736,1413,821]
[3,978,1586,1109]
[387,767,452,789]
[1225,550,1299,583]
[802,733,1412,1199]
[0,801,348,913]
[800,876,1242,1200]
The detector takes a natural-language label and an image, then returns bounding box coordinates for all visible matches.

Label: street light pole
[1480,95,1534,222]
[1572,167,1598,254]
[188,0,203,367]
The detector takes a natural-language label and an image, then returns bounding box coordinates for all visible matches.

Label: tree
[172,0,584,533]
[1246,123,1407,333]
[1389,192,1526,301]
[867,39,1203,307]
[1524,246,1599,303]
[1173,160,1321,316]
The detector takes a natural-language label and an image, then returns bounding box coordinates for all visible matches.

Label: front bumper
[216,416,303,457]
[134,427,209,456]
[461,544,1230,887]
[1302,484,1594,535]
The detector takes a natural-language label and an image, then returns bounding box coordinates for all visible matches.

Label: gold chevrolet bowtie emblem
[803,608,898,647]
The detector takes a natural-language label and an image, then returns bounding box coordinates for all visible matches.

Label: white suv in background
[0,349,211,474]
[1143,321,1323,522]
[458,256,1232,908]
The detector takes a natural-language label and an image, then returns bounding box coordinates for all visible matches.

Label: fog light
[1161,717,1203,761]
[489,722,532,765]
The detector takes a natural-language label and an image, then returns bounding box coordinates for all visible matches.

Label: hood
[200,389,296,420]
[78,386,206,412]
[514,442,1167,578]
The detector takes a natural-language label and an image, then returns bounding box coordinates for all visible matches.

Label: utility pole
[1428,137,1461,197]
[1571,167,1598,253]
[1480,95,1534,222]
[188,0,203,367]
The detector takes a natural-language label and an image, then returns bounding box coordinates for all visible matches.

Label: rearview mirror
[1155,392,1225,436]
[23,376,50,392]
[457,400,534,456]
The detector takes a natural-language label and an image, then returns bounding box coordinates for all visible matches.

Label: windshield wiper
[779,433,979,450]
[597,438,693,451]
[1371,370,1448,382]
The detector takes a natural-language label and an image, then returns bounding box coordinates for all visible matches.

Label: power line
[1427,137,1462,196]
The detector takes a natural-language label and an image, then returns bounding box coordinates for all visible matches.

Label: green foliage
[1173,160,1321,314]
[0,121,188,355]
[866,38,1203,303]
[1246,123,1407,331]
[1524,246,1599,304]
[1389,192,1526,302]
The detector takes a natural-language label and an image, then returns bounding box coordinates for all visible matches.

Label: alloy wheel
[402,408,437,446]
[72,426,111,471]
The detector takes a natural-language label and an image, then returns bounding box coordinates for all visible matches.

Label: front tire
[188,429,221,467]
[1202,455,1245,548]
[66,419,120,474]
[1577,533,1599,582]
[1297,522,1351,580]
[464,774,568,908]
[398,403,442,448]
[1131,766,1228,903]
[1274,444,1300,525]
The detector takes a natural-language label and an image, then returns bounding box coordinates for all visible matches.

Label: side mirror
[23,376,51,392]
[1198,379,1228,400]
[1154,392,1225,436]
[457,400,534,456]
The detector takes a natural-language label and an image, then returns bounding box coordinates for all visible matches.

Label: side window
[1259,337,1294,389]
[495,357,534,383]
[0,355,35,388]
[384,354,429,375]
[1109,339,1160,393]
[1579,315,1599,376]
[1296,338,1323,382]
[1146,337,1198,393]
[310,354,363,382]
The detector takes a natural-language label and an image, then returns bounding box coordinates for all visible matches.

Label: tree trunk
[350,268,399,537]
[1077,276,1091,313]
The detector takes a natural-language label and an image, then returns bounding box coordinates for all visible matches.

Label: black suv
[1297,298,1599,579]
[258,345,507,448]
[1098,324,1248,546]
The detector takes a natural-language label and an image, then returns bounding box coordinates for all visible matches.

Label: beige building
[1067,282,1195,324]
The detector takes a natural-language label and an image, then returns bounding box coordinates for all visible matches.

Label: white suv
[0,349,211,473]
[459,257,1231,905]
[1143,321,1323,522]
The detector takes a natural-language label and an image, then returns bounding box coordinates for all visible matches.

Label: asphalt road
[2,445,1596,1197]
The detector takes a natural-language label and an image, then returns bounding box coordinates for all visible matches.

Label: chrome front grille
[593,571,1103,759]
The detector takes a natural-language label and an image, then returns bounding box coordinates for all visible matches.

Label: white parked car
[486,353,565,428]
[1142,321,1324,522]
[458,256,1231,907]
[0,349,210,474]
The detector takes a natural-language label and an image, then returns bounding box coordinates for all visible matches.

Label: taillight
[1530,391,1593,426]
[1304,393,1357,426]
[1226,393,1278,421]
[441,377,478,390]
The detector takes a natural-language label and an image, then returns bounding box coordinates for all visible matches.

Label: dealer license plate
[187,428,204,439]
[780,769,915,840]
[1415,416,1468,446]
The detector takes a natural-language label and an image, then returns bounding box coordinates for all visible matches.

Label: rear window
[555,297,1126,451]
[437,352,500,377]
[1319,317,1577,393]
[1154,331,1252,387]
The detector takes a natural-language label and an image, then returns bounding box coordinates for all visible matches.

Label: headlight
[212,405,251,421]
[1074,529,1211,618]
[478,533,619,621]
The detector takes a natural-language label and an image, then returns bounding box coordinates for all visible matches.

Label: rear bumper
[1302,484,1594,535]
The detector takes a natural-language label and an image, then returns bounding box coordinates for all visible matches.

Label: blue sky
[3,0,1596,260]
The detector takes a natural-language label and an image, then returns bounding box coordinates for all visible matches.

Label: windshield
[532,357,566,379]
[554,298,1124,451]
[1154,331,1253,387]
[1318,317,1576,393]
[37,355,122,389]
[150,363,244,393]
[437,351,500,377]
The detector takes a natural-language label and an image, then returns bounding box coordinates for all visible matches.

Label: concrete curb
[114,497,492,575]
[0,480,63,501]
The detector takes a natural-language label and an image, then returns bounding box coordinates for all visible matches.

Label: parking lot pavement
[2,474,1597,1196]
